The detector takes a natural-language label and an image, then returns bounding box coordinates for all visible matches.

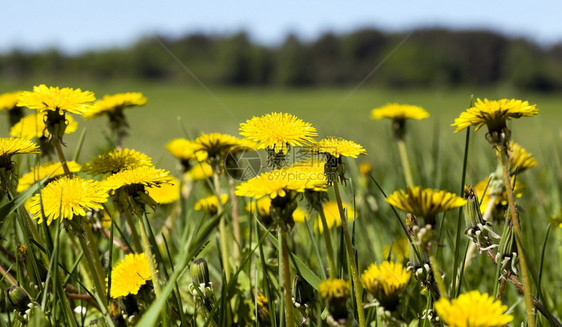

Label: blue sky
[2,1,562,53]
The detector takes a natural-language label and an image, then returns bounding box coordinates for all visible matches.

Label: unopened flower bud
[6,286,30,314]
[191,258,211,287]
[293,274,315,308]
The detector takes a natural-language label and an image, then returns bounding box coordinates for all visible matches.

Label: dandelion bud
[293,274,315,308]
[5,286,30,314]
[191,258,211,288]
[496,221,518,276]
[463,186,499,252]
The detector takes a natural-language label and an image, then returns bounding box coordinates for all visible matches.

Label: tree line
[2,28,562,91]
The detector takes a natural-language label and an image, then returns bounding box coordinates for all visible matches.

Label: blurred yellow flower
[506,141,537,174]
[452,98,538,133]
[361,261,410,301]
[102,166,173,194]
[473,177,524,214]
[316,201,355,233]
[318,278,349,300]
[0,91,22,110]
[17,161,82,193]
[17,84,95,115]
[382,237,409,262]
[83,149,153,176]
[186,163,213,181]
[84,92,147,119]
[194,194,228,215]
[10,113,78,139]
[193,132,240,160]
[166,138,207,163]
[358,161,372,177]
[240,112,317,154]
[108,253,156,298]
[0,138,39,158]
[371,103,429,121]
[28,176,108,225]
[147,176,180,204]
[235,166,326,200]
[435,290,513,327]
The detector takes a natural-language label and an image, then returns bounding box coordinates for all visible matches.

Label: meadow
[0,80,560,326]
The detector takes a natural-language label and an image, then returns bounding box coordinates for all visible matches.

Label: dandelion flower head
[452,98,538,133]
[83,149,153,176]
[28,176,108,225]
[435,290,513,327]
[84,92,147,119]
[371,103,429,121]
[108,253,157,298]
[240,112,318,154]
[17,84,95,115]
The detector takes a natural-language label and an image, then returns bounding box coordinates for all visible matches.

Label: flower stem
[396,138,414,188]
[54,139,71,176]
[333,182,366,327]
[123,210,143,252]
[229,179,241,264]
[213,173,231,282]
[84,220,106,289]
[429,254,446,299]
[78,232,108,307]
[138,215,161,298]
[280,229,295,327]
[316,206,337,278]
[499,149,535,327]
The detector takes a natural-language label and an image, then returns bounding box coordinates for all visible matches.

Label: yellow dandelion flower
[358,161,372,177]
[166,138,207,163]
[102,166,173,194]
[108,253,157,298]
[186,163,213,181]
[83,92,147,119]
[246,197,308,225]
[506,141,537,174]
[193,132,240,160]
[318,278,350,300]
[0,138,40,158]
[236,166,326,200]
[17,84,95,115]
[10,113,78,139]
[291,207,309,223]
[452,98,538,133]
[0,91,22,110]
[382,237,409,262]
[245,197,272,217]
[309,137,367,158]
[239,112,318,154]
[256,290,270,322]
[435,290,513,327]
[83,149,153,176]
[17,161,82,193]
[28,176,108,225]
[371,103,429,121]
[386,186,466,223]
[146,176,180,204]
[473,177,524,214]
[194,194,229,215]
[316,201,355,233]
[361,261,410,299]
